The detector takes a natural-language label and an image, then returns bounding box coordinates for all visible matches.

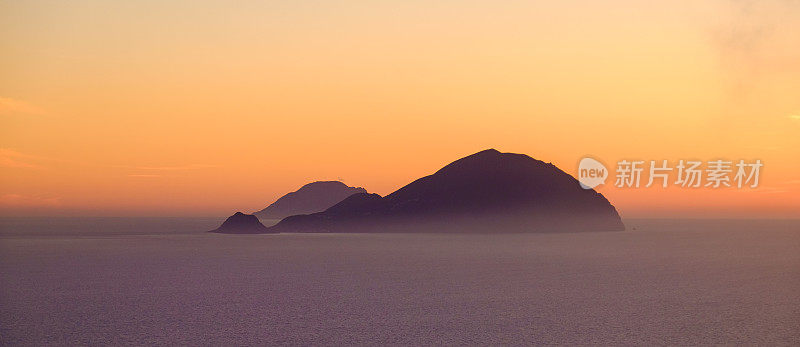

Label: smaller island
[210,212,274,234]
[254,181,367,220]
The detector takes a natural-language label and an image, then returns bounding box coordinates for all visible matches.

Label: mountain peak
[254,181,368,220]
[300,181,349,189]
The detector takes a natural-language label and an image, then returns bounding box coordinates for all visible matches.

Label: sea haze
[0,218,798,345]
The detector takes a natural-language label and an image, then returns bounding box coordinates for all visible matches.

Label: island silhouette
[213,149,624,234]
[209,212,272,234]
[254,181,367,220]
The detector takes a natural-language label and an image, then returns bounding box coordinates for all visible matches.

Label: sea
[0,217,798,345]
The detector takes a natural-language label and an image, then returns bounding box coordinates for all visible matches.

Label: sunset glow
[1,0,798,217]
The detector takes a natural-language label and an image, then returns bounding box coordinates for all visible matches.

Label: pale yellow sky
[1,0,798,217]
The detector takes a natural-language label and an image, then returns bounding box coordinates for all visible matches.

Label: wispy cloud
[0,148,40,168]
[789,115,800,121]
[113,164,217,171]
[752,180,800,194]
[0,97,46,116]
[743,145,781,151]
[119,163,217,178]
[132,164,218,171]
[0,194,61,207]
[755,188,789,194]
[709,0,798,100]
[712,6,766,100]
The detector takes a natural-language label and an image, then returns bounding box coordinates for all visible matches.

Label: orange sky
[1,0,798,218]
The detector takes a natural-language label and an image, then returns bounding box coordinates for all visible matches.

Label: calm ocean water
[0,218,798,345]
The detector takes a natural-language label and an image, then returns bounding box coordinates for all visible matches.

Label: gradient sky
[1,0,798,218]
